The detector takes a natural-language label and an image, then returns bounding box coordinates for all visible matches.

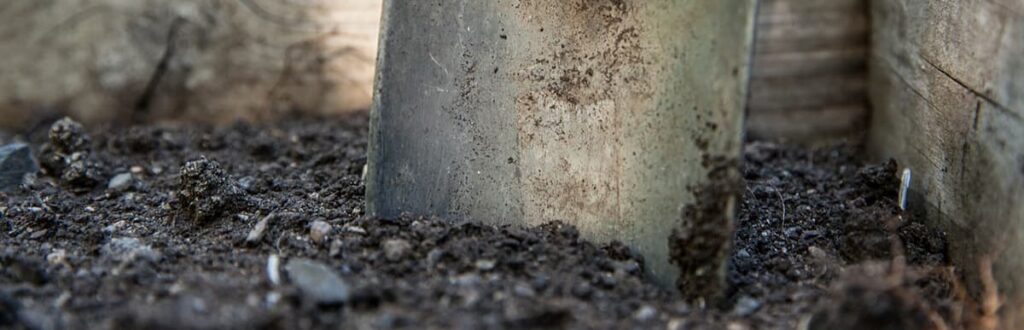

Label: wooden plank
[746,0,868,142]
[746,106,866,143]
[868,0,1024,323]
[749,74,866,111]
[752,47,866,79]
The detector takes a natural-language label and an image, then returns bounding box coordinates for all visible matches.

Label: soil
[1,115,968,329]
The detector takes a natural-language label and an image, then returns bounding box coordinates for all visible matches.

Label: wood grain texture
[0,0,382,130]
[746,0,869,143]
[868,0,1024,321]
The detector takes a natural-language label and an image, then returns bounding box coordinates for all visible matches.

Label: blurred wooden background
[746,0,869,143]
[0,0,382,130]
[0,0,872,146]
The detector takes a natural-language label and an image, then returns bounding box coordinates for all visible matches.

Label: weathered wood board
[746,0,869,143]
[868,0,1024,322]
[0,0,381,130]
[368,0,757,297]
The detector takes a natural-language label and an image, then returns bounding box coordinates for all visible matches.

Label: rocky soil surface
[0,115,969,329]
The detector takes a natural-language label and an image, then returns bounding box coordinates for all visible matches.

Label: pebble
[426,248,445,266]
[103,220,127,234]
[46,249,67,266]
[571,282,593,299]
[246,214,273,244]
[29,229,48,240]
[0,143,38,192]
[266,292,282,307]
[733,296,762,316]
[633,305,658,321]
[452,273,481,286]
[475,259,496,271]
[808,246,828,260]
[101,237,161,262]
[238,176,257,192]
[382,239,411,261]
[107,173,133,190]
[513,284,536,297]
[267,255,281,285]
[727,322,751,330]
[597,273,618,288]
[343,225,367,235]
[784,227,801,239]
[309,220,332,245]
[284,258,351,305]
[618,260,641,274]
[329,240,344,257]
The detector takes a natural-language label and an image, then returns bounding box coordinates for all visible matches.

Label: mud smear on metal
[670,155,741,303]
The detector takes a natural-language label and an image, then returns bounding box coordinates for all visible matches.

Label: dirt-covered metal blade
[368,0,757,300]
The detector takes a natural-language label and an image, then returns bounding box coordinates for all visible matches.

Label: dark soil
[1,115,966,329]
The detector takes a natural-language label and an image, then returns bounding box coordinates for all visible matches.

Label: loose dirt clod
[48,117,90,154]
[40,117,105,191]
[808,262,954,330]
[178,157,243,222]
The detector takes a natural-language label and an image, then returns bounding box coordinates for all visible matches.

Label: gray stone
[733,296,762,316]
[246,214,274,244]
[309,220,332,245]
[474,259,496,271]
[284,258,350,305]
[107,172,133,190]
[0,143,38,192]
[633,305,658,322]
[382,239,411,262]
[102,237,161,263]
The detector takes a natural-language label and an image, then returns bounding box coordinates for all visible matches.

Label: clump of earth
[1,115,971,329]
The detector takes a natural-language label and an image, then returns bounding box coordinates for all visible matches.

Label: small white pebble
[266,292,282,307]
[267,255,281,286]
[169,282,186,295]
[475,259,496,271]
[46,249,67,265]
[633,305,657,321]
[343,226,367,235]
[54,292,72,308]
[309,220,332,245]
